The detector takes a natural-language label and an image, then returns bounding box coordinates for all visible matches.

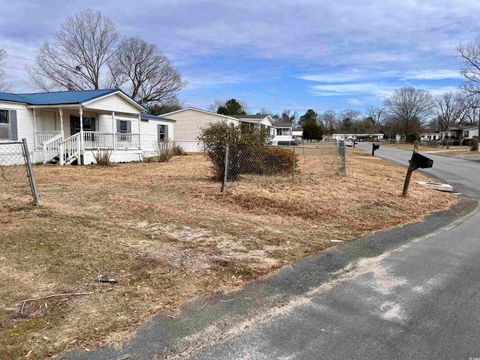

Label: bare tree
[0,49,7,91]
[319,110,337,133]
[29,9,118,90]
[434,91,468,130]
[280,109,297,124]
[109,37,184,104]
[464,94,480,125]
[385,87,434,138]
[458,40,480,94]
[367,105,386,127]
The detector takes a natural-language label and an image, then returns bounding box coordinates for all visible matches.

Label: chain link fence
[220,141,347,192]
[0,139,40,206]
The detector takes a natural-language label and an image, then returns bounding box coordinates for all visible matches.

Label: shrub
[145,141,175,163]
[93,149,112,166]
[406,133,419,143]
[239,146,295,176]
[198,121,271,180]
[471,137,479,151]
[172,143,186,156]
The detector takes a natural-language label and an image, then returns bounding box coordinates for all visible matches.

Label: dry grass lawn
[0,147,457,359]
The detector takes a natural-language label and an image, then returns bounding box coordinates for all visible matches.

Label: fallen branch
[114,355,131,360]
[20,291,94,315]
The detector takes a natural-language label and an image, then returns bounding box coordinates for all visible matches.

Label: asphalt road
[192,145,480,360]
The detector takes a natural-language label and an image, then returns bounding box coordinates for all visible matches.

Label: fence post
[21,138,40,206]
[338,140,347,176]
[221,143,230,193]
[292,146,296,178]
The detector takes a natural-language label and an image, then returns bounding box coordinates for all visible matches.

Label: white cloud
[401,69,462,80]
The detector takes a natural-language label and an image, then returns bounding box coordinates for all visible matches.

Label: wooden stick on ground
[20,291,94,315]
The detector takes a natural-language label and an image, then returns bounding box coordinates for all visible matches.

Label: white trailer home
[0,89,175,165]
[162,108,240,152]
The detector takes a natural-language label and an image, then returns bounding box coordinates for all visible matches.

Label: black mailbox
[372,143,380,156]
[411,152,433,169]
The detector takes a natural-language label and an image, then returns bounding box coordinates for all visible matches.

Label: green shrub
[406,133,419,143]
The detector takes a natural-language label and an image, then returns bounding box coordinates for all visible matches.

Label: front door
[70,116,96,135]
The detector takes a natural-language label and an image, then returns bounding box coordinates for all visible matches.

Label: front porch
[33,106,142,165]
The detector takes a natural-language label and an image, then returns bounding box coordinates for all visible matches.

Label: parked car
[345,138,355,147]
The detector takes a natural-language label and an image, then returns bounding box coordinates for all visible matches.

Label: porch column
[138,114,142,149]
[59,108,64,137]
[111,111,116,149]
[79,106,84,165]
[32,109,37,150]
[59,108,64,166]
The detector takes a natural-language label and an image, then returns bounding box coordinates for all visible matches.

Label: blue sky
[0,0,479,115]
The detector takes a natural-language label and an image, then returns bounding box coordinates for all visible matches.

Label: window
[70,115,96,135]
[118,120,129,133]
[0,110,9,140]
[158,125,167,141]
[276,128,291,136]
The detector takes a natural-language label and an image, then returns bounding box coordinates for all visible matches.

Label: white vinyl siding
[165,109,238,142]
[85,93,142,115]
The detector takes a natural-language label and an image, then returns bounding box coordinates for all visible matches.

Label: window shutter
[127,121,132,133]
[116,120,121,133]
[9,110,18,140]
[164,125,169,140]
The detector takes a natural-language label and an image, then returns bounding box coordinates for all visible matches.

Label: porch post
[138,114,142,149]
[59,108,64,137]
[112,111,116,150]
[79,106,84,165]
[32,109,37,150]
[59,108,64,166]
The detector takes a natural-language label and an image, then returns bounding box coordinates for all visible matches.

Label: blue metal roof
[140,113,175,122]
[0,89,145,109]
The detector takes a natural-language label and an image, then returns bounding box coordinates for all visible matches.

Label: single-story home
[462,126,479,139]
[271,120,295,145]
[420,132,440,141]
[231,114,276,142]
[162,108,239,152]
[292,127,303,142]
[0,89,174,165]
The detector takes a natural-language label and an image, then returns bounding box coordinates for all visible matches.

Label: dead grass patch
[0,150,456,358]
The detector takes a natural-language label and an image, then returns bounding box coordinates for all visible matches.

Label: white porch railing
[82,131,140,150]
[83,131,115,149]
[39,131,141,165]
[42,133,64,164]
[61,133,81,165]
[115,133,140,149]
[36,131,62,149]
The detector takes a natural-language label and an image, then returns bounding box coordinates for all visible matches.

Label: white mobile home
[0,89,174,165]
[163,108,240,152]
[271,120,294,145]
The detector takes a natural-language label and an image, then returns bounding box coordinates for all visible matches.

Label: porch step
[47,155,78,166]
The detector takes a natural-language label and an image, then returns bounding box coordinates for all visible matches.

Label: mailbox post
[372,143,380,156]
[402,151,434,197]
